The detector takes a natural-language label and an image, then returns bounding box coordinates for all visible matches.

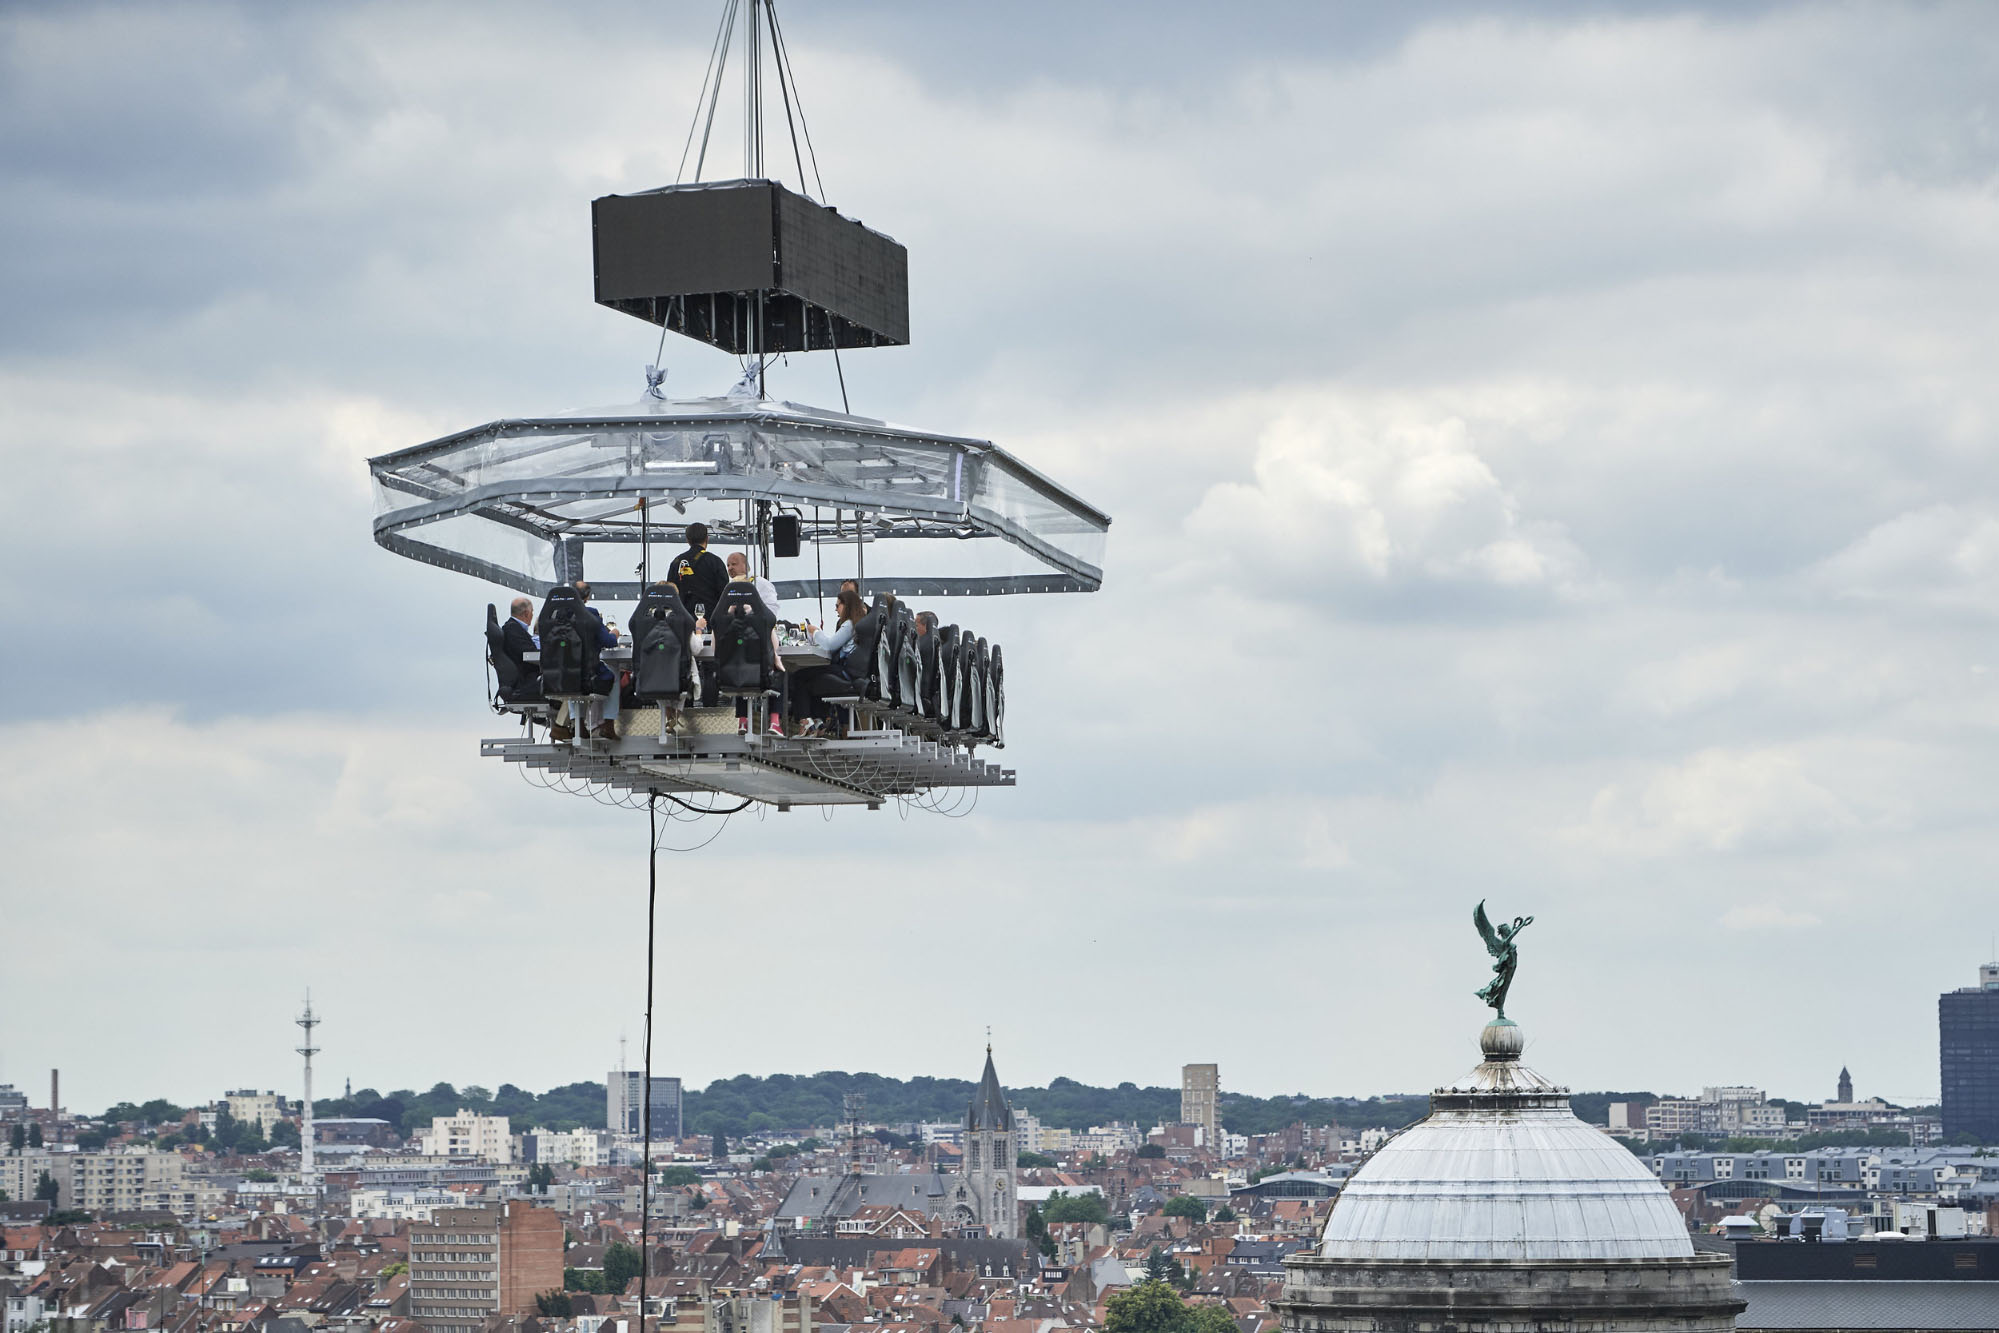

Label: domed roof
[1318,1022,1693,1263]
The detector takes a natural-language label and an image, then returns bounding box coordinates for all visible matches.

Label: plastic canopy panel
[368,395,1109,602]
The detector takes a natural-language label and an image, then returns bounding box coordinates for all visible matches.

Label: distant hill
[293,1071,1433,1140]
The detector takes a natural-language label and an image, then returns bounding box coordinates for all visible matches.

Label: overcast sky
[4,0,1998,1117]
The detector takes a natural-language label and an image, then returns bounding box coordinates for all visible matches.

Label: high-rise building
[1181,1063,1220,1147]
[1940,962,1999,1143]
[408,1202,563,1333]
[607,1070,683,1141]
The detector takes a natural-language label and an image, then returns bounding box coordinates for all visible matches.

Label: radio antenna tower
[296,993,321,1186]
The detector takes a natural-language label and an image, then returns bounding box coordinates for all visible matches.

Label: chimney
[50,1069,58,1117]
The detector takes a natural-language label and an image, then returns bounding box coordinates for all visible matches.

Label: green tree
[270,1121,301,1150]
[9,1124,23,1151]
[45,1210,92,1226]
[246,1169,276,1183]
[711,1130,728,1159]
[1211,1205,1237,1224]
[1103,1280,1232,1333]
[1024,1206,1054,1259]
[1163,1195,1207,1223]
[564,1268,609,1294]
[1018,1151,1057,1168]
[527,1163,555,1193]
[28,1124,42,1148]
[603,1241,643,1294]
[1186,1305,1238,1333]
[35,1171,59,1203]
[1135,1143,1165,1159]
[382,1262,408,1279]
[1143,1249,1170,1282]
[751,1157,774,1173]
[74,1129,107,1151]
[535,1292,573,1318]
[156,1133,183,1150]
[1104,1280,1190,1333]
[1041,1190,1110,1226]
[658,1166,700,1187]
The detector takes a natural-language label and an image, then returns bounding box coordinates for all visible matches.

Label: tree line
[84,1072,1442,1141]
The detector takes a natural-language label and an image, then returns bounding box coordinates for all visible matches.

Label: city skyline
[6,0,1999,1109]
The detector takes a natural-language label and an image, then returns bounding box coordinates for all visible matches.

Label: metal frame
[369,397,1108,597]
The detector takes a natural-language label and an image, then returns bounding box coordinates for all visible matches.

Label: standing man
[669,522,730,623]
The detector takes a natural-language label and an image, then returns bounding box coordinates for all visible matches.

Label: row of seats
[850,597,1005,746]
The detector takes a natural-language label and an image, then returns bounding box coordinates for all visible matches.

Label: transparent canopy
[369,394,1109,603]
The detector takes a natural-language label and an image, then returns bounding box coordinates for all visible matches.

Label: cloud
[1182,392,1592,614]
[1721,903,1823,931]
[1814,504,1999,612]
[1582,747,1860,855]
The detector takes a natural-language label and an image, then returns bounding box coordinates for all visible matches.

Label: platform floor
[482,713,1012,808]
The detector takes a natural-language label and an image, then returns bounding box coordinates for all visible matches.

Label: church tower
[964,1045,1017,1238]
[1837,1066,1853,1103]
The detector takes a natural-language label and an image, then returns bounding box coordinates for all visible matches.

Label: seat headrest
[486,603,499,630]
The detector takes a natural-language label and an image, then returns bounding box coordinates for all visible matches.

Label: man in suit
[500,596,538,672]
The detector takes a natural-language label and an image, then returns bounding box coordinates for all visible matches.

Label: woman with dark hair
[793,588,871,732]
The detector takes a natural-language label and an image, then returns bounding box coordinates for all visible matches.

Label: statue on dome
[1473,900,1534,1021]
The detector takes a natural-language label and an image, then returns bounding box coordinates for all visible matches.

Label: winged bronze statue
[1473,900,1533,1020]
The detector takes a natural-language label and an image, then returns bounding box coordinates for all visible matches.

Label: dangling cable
[639,792,659,1324]
[678,0,737,184]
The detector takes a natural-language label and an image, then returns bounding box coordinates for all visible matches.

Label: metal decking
[481,720,1012,808]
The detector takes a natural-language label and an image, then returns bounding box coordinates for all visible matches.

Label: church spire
[968,1046,1014,1131]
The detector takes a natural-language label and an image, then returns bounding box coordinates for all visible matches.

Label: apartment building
[223,1090,286,1137]
[68,1148,193,1216]
[407,1201,562,1333]
[418,1111,515,1164]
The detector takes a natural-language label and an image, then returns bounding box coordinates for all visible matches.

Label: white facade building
[419,1110,515,1164]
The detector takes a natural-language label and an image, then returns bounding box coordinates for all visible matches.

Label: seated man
[498,596,539,691]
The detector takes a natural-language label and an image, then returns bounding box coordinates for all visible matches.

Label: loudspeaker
[773,514,801,558]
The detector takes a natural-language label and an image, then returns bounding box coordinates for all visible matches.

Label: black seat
[631,583,696,703]
[938,625,962,729]
[988,643,1004,745]
[970,635,992,738]
[535,585,593,698]
[917,624,942,719]
[849,604,886,700]
[895,606,921,709]
[711,584,775,692]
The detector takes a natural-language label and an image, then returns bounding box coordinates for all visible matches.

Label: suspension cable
[676,0,736,184]
[692,0,740,182]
